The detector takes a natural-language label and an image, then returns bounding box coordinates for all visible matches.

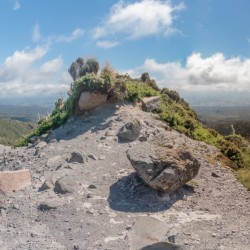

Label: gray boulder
[142,96,161,112]
[118,119,141,142]
[127,133,200,192]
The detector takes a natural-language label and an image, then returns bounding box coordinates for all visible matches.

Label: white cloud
[0,46,71,97]
[96,40,119,49]
[13,0,20,11]
[56,28,85,43]
[32,24,41,42]
[124,53,250,92]
[93,0,184,41]
[40,57,63,74]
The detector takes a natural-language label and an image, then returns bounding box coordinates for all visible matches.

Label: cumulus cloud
[0,46,71,97]
[13,0,20,11]
[96,40,119,49]
[93,0,184,41]
[32,24,42,42]
[56,28,85,43]
[125,53,250,92]
[40,57,63,74]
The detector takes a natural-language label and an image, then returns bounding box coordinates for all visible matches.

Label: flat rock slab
[0,169,31,192]
[128,216,178,250]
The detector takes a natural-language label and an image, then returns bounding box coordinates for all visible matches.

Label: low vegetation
[0,118,34,146]
[14,57,250,189]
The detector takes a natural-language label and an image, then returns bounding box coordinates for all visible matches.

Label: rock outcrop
[78,91,107,111]
[127,130,200,192]
[142,96,161,112]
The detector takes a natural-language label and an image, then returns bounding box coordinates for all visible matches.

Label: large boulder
[0,169,32,192]
[118,119,142,142]
[127,132,200,192]
[78,91,107,111]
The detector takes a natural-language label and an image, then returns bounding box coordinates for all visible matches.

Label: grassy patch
[235,168,250,190]
[0,118,34,146]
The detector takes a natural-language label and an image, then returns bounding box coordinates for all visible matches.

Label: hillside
[16,58,250,190]
[1,57,249,248]
[0,103,249,249]
[0,118,34,146]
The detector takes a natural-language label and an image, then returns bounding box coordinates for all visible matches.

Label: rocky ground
[0,103,249,250]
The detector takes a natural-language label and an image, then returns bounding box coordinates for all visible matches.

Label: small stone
[38,199,64,211]
[49,139,58,144]
[88,184,97,189]
[68,151,85,163]
[87,193,93,198]
[211,172,220,178]
[88,154,97,160]
[73,245,80,250]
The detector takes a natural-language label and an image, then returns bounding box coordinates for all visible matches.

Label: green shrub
[125,81,159,103]
[68,57,99,81]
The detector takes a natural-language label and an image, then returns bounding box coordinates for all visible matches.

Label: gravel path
[0,103,249,250]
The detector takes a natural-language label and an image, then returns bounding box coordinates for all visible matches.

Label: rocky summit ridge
[0,102,249,250]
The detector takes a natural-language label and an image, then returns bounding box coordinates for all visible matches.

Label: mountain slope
[0,104,249,249]
[0,118,34,145]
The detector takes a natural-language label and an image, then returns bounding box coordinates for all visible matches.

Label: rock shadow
[108,173,195,213]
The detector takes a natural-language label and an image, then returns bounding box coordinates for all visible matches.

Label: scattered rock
[128,216,178,250]
[49,139,58,144]
[88,154,97,160]
[35,141,47,149]
[142,96,161,112]
[0,169,32,192]
[54,175,82,194]
[39,175,55,191]
[78,91,107,111]
[68,151,86,164]
[118,119,142,142]
[211,172,220,178]
[88,184,97,189]
[46,155,66,169]
[38,199,65,211]
[30,136,39,144]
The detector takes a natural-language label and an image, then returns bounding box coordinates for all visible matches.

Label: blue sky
[1,0,250,104]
